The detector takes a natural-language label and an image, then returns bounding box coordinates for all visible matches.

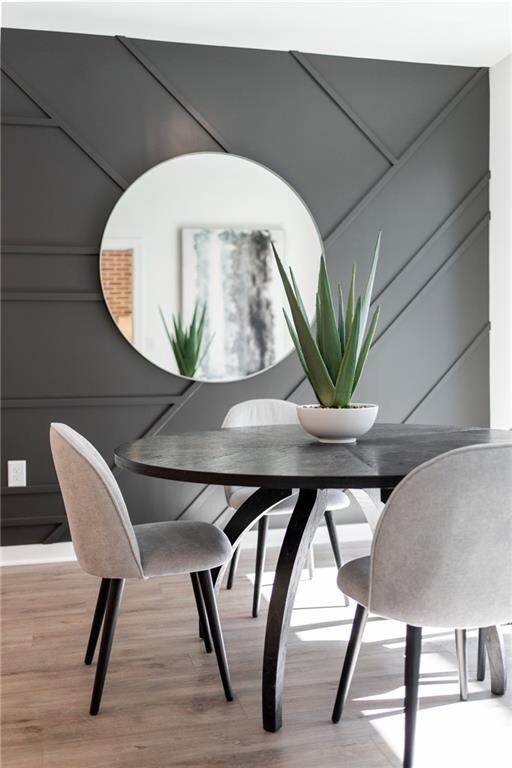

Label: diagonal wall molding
[1,63,129,190]
[403,323,490,423]
[291,50,397,165]
[324,67,487,249]
[142,381,203,439]
[373,172,490,305]
[372,212,490,345]
[117,36,229,151]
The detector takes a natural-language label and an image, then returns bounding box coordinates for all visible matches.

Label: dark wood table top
[115,423,511,490]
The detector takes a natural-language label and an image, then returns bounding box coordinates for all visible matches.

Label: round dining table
[115,422,511,732]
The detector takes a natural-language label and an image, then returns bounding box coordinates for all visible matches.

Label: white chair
[50,423,234,715]
[331,442,512,767]
[222,399,351,617]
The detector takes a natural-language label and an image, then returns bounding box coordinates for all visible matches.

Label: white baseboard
[0,522,371,567]
[0,541,76,567]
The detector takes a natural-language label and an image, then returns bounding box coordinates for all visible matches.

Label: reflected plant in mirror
[159,301,211,379]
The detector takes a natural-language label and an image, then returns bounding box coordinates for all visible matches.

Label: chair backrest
[50,423,143,579]
[221,399,299,503]
[369,442,512,629]
[221,398,299,429]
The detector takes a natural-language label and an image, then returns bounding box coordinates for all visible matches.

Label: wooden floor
[2,539,511,768]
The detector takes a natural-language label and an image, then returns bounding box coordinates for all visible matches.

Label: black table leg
[262,488,329,732]
[380,488,393,504]
[226,546,241,590]
[211,487,292,591]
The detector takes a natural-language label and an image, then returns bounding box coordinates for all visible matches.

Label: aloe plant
[159,301,210,378]
[273,234,381,408]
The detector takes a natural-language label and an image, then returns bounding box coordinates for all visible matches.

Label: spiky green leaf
[338,284,345,354]
[352,306,380,396]
[334,298,361,407]
[159,306,174,348]
[345,264,356,344]
[289,266,308,319]
[273,243,335,406]
[171,337,188,376]
[283,309,311,385]
[317,255,342,382]
[161,300,209,378]
[358,232,381,353]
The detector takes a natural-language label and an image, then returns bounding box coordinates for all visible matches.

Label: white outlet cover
[7,460,27,487]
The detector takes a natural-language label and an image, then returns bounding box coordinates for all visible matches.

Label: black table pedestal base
[262,488,329,732]
[212,487,292,592]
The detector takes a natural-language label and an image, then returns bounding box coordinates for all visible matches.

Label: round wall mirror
[100,152,322,382]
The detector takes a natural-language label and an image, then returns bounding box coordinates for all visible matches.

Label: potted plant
[273,234,381,443]
[159,301,212,379]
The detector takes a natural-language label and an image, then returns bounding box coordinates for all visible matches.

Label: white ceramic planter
[297,404,378,443]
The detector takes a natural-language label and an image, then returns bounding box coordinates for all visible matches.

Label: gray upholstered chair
[221,399,351,616]
[331,442,512,768]
[50,423,234,715]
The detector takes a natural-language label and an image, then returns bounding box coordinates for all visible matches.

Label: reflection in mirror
[100,153,323,382]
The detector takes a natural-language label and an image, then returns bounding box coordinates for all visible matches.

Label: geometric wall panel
[305,53,480,156]
[130,38,391,234]
[1,29,489,542]
[0,29,221,184]
[1,71,46,117]
[1,125,122,246]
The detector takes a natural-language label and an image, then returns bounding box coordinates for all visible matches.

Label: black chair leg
[198,570,234,702]
[226,546,241,590]
[324,510,342,570]
[191,572,213,653]
[404,625,422,768]
[332,603,368,723]
[324,509,348,607]
[476,628,486,681]
[455,629,468,701]
[89,578,125,716]
[252,515,269,618]
[84,578,111,665]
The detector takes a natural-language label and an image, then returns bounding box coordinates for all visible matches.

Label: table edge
[114,452,402,489]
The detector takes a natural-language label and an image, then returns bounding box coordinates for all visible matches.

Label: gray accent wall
[1,29,490,545]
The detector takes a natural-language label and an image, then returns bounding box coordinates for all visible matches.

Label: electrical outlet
[7,460,27,487]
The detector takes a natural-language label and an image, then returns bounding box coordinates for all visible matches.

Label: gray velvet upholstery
[221,399,349,513]
[338,443,512,628]
[337,555,370,607]
[135,521,232,577]
[50,423,144,579]
[50,423,232,580]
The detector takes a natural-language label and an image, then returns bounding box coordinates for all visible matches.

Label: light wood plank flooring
[1,539,511,768]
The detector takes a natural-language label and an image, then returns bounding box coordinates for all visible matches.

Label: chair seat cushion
[337,556,371,606]
[134,521,232,578]
[228,487,350,514]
